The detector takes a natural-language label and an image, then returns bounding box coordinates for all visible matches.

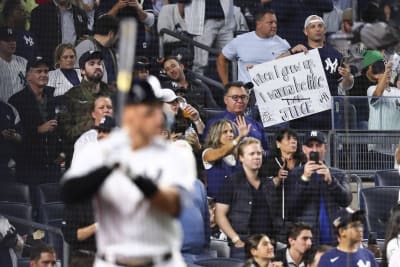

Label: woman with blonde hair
[202,117,250,198]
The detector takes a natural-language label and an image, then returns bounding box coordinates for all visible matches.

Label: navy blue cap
[304,130,327,145]
[0,27,15,41]
[26,56,48,72]
[333,209,365,229]
[79,50,103,69]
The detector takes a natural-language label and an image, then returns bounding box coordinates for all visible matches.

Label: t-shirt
[318,247,378,267]
[222,31,290,83]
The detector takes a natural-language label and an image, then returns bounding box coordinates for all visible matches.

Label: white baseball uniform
[63,129,196,267]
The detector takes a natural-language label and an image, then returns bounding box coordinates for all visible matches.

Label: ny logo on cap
[311,131,318,137]
[7,28,12,35]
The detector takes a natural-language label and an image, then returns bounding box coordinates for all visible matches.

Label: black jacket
[30,2,88,64]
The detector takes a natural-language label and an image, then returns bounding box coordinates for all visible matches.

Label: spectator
[384,205,400,264]
[367,61,399,168]
[216,137,274,259]
[289,15,354,130]
[266,0,333,45]
[173,140,213,263]
[348,50,385,127]
[303,245,332,267]
[259,128,305,242]
[162,57,219,110]
[0,26,27,101]
[2,0,38,62]
[202,118,247,198]
[208,197,225,240]
[183,0,234,75]
[162,88,205,136]
[96,0,155,58]
[204,81,268,151]
[133,56,151,79]
[318,209,378,267]
[75,15,118,85]
[30,0,88,64]
[0,99,21,181]
[285,131,352,245]
[71,97,113,164]
[48,43,81,96]
[0,215,24,267]
[8,56,62,184]
[390,250,400,267]
[274,222,313,267]
[76,0,100,31]
[243,234,282,267]
[30,243,57,267]
[60,50,114,167]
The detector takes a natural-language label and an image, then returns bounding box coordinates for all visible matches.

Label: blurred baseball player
[61,78,196,267]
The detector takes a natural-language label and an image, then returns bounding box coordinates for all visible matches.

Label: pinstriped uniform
[0,55,27,101]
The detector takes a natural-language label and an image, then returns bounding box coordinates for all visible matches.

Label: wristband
[133,176,159,198]
[232,236,240,244]
[301,175,310,182]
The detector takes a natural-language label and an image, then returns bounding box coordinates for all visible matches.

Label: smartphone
[368,232,377,245]
[309,151,320,163]
[340,57,345,68]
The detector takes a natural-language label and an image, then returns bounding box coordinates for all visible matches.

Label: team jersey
[318,247,378,267]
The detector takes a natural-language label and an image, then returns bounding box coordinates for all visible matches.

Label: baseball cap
[304,15,325,29]
[0,27,15,41]
[304,130,327,145]
[333,209,365,230]
[125,79,163,105]
[159,89,185,103]
[342,8,353,22]
[26,56,49,72]
[79,50,103,69]
[94,116,116,132]
[362,50,385,69]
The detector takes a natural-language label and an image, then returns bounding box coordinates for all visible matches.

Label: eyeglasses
[226,95,249,102]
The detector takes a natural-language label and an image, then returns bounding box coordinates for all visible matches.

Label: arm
[338,63,354,92]
[277,44,308,59]
[215,203,244,247]
[216,53,230,85]
[77,223,97,241]
[127,0,155,25]
[326,170,352,207]
[372,62,391,97]
[107,0,126,17]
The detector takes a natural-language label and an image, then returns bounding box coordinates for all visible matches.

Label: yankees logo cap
[333,209,365,229]
[0,27,15,41]
[304,130,327,145]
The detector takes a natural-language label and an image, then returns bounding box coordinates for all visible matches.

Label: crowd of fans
[0,0,400,267]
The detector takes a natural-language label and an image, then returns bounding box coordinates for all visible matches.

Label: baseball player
[61,78,196,267]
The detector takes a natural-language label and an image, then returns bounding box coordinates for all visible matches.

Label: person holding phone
[284,131,352,246]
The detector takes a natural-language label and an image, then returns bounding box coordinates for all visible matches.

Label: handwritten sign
[248,49,331,127]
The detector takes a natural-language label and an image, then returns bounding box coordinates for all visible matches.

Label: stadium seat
[0,203,32,236]
[37,183,62,205]
[0,248,17,267]
[209,240,230,258]
[0,182,30,204]
[202,108,225,123]
[17,258,30,267]
[359,186,400,239]
[194,258,244,267]
[374,170,400,186]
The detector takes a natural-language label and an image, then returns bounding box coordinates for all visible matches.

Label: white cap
[159,88,185,103]
[304,15,325,29]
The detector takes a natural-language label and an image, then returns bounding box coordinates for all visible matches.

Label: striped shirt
[0,55,27,101]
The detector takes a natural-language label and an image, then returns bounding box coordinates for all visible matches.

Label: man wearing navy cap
[0,26,27,101]
[61,78,196,267]
[283,130,352,246]
[60,50,114,167]
[318,209,378,267]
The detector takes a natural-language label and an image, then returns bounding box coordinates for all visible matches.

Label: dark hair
[287,222,313,245]
[270,128,305,162]
[303,245,332,265]
[30,243,56,261]
[2,0,22,20]
[162,56,182,69]
[244,234,269,260]
[224,81,245,95]
[94,15,119,35]
[255,8,276,22]
[383,205,400,263]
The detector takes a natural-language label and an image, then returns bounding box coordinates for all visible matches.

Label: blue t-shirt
[222,31,290,83]
[318,247,378,267]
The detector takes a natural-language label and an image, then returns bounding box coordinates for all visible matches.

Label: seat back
[39,203,64,225]
[359,186,400,238]
[37,183,62,205]
[0,203,32,235]
[194,258,244,267]
[0,182,30,204]
[374,170,400,186]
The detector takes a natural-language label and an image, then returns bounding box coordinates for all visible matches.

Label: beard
[86,71,103,83]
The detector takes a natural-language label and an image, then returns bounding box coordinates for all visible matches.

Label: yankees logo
[24,35,34,46]
[357,259,371,267]
[325,58,338,74]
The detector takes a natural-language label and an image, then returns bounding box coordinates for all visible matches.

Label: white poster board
[248,49,332,127]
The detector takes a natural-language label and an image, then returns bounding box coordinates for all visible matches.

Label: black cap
[333,209,365,230]
[135,57,151,71]
[304,130,327,145]
[79,50,103,69]
[243,82,254,90]
[94,116,116,132]
[0,27,15,41]
[125,79,163,105]
[26,56,48,72]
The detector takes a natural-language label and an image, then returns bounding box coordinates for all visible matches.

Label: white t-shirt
[71,129,98,166]
[202,148,236,170]
[222,31,290,83]
[389,248,400,267]
[387,235,400,262]
[63,129,196,267]
[0,55,27,101]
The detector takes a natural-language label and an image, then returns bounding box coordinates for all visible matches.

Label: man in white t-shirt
[61,78,196,267]
[217,8,307,85]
